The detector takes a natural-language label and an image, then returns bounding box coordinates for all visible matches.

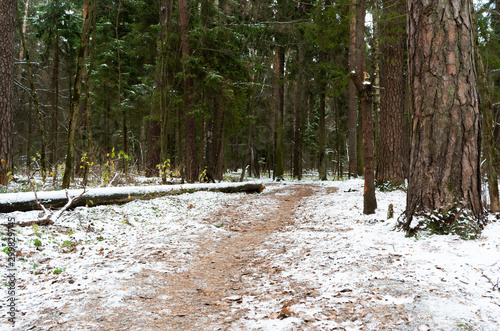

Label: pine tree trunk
[274,47,285,180]
[50,36,60,183]
[351,0,376,215]
[347,0,358,178]
[405,0,483,228]
[179,0,198,183]
[293,43,303,180]
[376,0,405,186]
[318,77,327,181]
[0,0,15,186]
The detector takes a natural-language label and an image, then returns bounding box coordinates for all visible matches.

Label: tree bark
[347,0,358,178]
[404,0,483,228]
[179,0,198,183]
[318,75,327,181]
[293,43,303,180]
[351,73,377,214]
[0,0,15,186]
[0,182,266,214]
[274,47,285,180]
[376,0,405,186]
[62,0,94,189]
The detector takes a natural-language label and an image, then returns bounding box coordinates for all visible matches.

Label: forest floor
[1,179,500,330]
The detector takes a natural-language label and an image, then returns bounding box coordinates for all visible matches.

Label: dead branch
[15,180,87,227]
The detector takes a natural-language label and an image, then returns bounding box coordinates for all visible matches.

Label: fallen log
[0,182,265,214]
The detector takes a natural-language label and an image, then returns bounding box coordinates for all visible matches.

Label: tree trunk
[0,0,15,186]
[404,0,483,230]
[62,0,94,189]
[351,0,376,215]
[351,73,377,215]
[376,0,405,186]
[274,47,285,181]
[318,76,327,181]
[293,43,303,180]
[355,0,366,178]
[148,0,171,178]
[0,182,266,214]
[348,0,358,178]
[50,34,60,183]
[179,0,198,183]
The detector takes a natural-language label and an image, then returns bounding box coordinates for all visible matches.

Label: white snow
[1,178,499,330]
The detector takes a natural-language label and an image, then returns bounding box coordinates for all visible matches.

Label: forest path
[51,183,324,330]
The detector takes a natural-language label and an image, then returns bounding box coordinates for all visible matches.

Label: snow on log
[0,182,265,213]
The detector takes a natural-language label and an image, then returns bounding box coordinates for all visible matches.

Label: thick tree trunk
[376,0,405,186]
[62,0,94,189]
[0,0,15,186]
[0,182,266,214]
[404,0,483,230]
[347,0,358,178]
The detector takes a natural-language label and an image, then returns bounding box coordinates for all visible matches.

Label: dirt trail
[40,183,321,330]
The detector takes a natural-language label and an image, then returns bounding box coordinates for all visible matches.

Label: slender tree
[404,0,483,232]
[347,0,358,178]
[179,0,198,183]
[352,0,376,214]
[62,0,95,189]
[0,0,15,186]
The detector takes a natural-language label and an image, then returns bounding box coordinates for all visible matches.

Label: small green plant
[33,224,41,238]
[53,267,66,275]
[215,222,225,228]
[2,247,11,255]
[31,238,42,247]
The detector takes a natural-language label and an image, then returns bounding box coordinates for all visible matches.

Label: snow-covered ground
[1,178,499,330]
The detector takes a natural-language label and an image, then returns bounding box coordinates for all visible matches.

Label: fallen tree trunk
[0,182,265,214]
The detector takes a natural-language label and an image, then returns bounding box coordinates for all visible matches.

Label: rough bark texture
[179,0,198,183]
[376,0,405,186]
[405,0,483,226]
[0,0,15,186]
[347,0,358,178]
